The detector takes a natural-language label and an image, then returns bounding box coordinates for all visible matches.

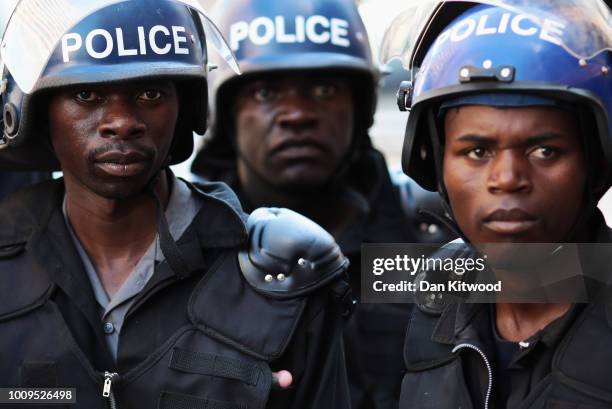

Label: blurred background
[173,0,612,224]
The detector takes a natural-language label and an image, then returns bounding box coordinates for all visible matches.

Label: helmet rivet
[500,67,511,78]
[264,274,273,282]
[602,66,609,75]
[579,58,588,67]
[482,59,493,69]
[3,103,18,136]
[277,274,286,281]
[298,258,308,267]
[459,68,470,79]
[190,34,196,44]
[420,144,428,161]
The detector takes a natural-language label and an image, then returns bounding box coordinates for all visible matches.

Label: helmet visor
[380,0,612,71]
[0,0,239,94]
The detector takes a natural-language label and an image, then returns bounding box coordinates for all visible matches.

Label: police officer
[0,1,353,408]
[381,0,612,407]
[189,1,453,407]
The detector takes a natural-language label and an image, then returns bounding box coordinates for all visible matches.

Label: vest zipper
[102,371,119,409]
[452,343,492,409]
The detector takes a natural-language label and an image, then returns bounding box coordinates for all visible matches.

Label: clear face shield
[380,0,612,78]
[0,0,240,95]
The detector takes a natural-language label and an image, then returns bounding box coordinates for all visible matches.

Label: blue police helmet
[198,0,379,165]
[0,0,237,171]
[383,0,612,194]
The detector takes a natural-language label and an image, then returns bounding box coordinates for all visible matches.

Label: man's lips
[95,150,148,164]
[483,208,539,235]
[270,140,328,160]
[94,150,149,177]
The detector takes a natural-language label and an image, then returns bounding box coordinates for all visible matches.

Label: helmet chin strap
[145,109,197,278]
[327,127,367,186]
[425,108,466,241]
[561,107,608,243]
[146,162,190,278]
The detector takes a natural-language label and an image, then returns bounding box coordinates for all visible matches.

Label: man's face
[233,72,354,191]
[48,80,179,199]
[444,105,586,244]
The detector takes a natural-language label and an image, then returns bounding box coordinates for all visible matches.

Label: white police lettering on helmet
[229,15,350,51]
[61,26,190,62]
[435,12,565,47]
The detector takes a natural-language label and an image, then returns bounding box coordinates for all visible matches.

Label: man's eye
[466,147,489,160]
[312,84,336,99]
[139,90,162,101]
[253,88,277,103]
[530,146,557,159]
[75,91,98,102]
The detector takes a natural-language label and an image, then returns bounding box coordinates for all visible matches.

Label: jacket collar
[0,177,249,250]
[183,178,249,248]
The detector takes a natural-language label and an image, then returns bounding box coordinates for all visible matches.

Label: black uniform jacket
[0,179,350,409]
[335,150,426,409]
[400,212,612,409]
[194,143,454,409]
[0,171,49,201]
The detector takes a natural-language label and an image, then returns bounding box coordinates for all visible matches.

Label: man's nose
[487,151,532,194]
[98,97,146,139]
[276,95,319,130]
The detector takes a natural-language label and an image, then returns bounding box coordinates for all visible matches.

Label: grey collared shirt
[63,176,203,361]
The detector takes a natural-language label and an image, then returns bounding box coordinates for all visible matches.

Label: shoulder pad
[404,302,456,371]
[414,239,472,316]
[413,268,451,316]
[238,207,349,299]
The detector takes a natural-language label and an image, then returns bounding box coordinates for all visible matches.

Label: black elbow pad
[238,207,349,299]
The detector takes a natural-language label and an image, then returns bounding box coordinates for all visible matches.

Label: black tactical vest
[0,249,321,409]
